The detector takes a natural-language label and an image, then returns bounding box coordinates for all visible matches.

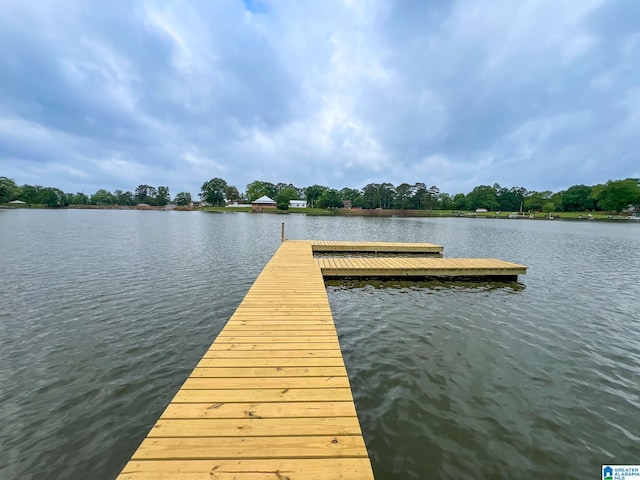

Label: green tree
[0,177,19,203]
[20,184,65,205]
[592,178,640,212]
[246,181,276,202]
[562,185,594,211]
[362,183,381,208]
[339,187,364,208]
[549,191,564,211]
[361,182,395,209]
[115,190,133,206]
[224,185,241,203]
[42,188,67,207]
[316,189,343,209]
[276,187,299,206]
[201,177,228,206]
[22,186,67,207]
[424,185,440,211]
[453,193,466,210]
[113,190,124,205]
[304,184,327,208]
[524,191,552,211]
[412,182,427,209]
[155,186,170,206]
[466,185,498,211]
[18,184,41,204]
[91,189,115,205]
[339,187,361,202]
[394,183,414,209]
[174,192,192,206]
[496,185,528,212]
[379,183,395,209]
[76,192,90,205]
[134,185,156,204]
[67,192,88,205]
[438,193,454,210]
[542,202,555,213]
[275,182,301,197]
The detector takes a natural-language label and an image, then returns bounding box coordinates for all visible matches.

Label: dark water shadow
[325,278,526,292]
[314,252,442,257]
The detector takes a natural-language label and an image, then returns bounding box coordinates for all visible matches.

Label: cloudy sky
[1,0,638,197]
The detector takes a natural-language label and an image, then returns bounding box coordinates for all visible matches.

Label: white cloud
[0,0,638,195]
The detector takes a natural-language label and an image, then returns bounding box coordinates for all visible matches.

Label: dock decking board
[118,240,526,479]
[311,240,443,254]
[119,459,374,480]
[317,256,526,278]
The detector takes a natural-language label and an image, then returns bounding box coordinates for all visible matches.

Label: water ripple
[1,211,639,479]
[329,239,640,480]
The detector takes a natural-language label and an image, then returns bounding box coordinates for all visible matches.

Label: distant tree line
[1,176,639,213]
[0,178,194,208]
[201,177,640,213]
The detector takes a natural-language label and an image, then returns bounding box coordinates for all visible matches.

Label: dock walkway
[118,240,526,479]
[318,257,526,278]
[118,240,374,480]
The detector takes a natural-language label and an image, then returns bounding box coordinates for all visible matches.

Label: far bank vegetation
[1,176,639,216]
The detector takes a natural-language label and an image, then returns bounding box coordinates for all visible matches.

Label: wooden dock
[318,257,526,279]
[311,240,442,255]
[118,240,374,480]
[118,240,526,479]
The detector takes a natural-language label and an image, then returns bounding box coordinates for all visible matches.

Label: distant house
[342,200,352,210]
[8,200,26,204]
[475,208,488,213]
[289,200,307,208]
[227,201,252,208]
[252,195,277,211]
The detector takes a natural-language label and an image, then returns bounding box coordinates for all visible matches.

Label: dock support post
[281,222,285,243]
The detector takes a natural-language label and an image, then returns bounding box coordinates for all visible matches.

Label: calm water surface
[0,209,638,479]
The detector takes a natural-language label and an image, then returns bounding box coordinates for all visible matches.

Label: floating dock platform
[311,240,442,255]
[318,257,526,279]
[118,240,525,479]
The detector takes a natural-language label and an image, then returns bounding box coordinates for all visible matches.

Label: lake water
[1,209,638,479]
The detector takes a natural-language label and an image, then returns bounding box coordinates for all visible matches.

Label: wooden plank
[227,315,335,321]
[148,417,363,437]
[160,401,358,419]
[131,436,369,460]
[181,376,349,389]
[213,336,340,344]
[189,366,348,377]
[217,329,337,336]
[196,358,346,368]
[223,322,335,329]
[173,388,355,403]
[206,343,341,351]
[118,458,374,479]
[230,311,334,316]
[202,350,343,359]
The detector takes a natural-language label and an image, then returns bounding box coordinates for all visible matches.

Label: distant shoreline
[2,203,638,222]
